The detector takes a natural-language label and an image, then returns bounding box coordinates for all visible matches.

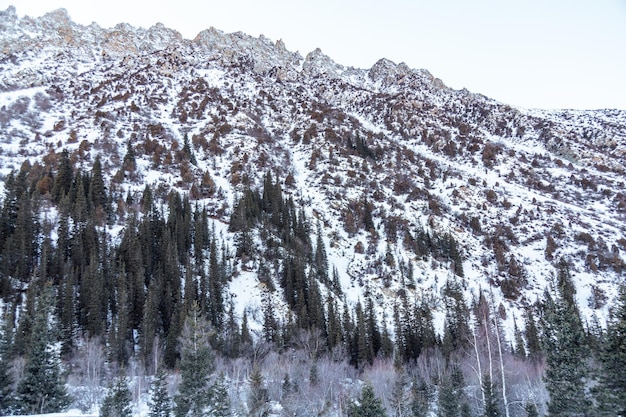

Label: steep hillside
[1,6,625,417]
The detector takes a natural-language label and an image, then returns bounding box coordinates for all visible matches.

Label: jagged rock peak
[368,58,406,84]
[193,27,302,74]
[42,8,72,26]
[0,5,17,21]
[302,47,344,77]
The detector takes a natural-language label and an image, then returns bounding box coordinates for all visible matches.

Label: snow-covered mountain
[1,4,625,342]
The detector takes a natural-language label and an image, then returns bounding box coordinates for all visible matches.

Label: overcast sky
[2,0,625,110]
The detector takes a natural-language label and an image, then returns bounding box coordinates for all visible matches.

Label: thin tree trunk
[491,291,511,417]
[472,320,486,406]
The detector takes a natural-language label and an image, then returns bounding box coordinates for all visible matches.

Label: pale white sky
[2,0,625,110]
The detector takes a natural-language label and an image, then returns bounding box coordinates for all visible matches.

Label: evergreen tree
[524,309,542,363]
[174,302,214,417]
[389,373,408,417]
[410,379,432,417]
[0,309,15,415]
[148,367,171,417]
[52,149,73,202]
[542,264,591,417]
[16,286,70,414]
[437,366,465,417]
[209,372,230,417]
[512,316,526,358]
[89,154,108,217]
[122,141,137,173]
[100,376,132,417]
[525,402,539,417]
[348,382,387,417]
[482,374,501,417]
[248,365,268,417]
[596,285,626,415]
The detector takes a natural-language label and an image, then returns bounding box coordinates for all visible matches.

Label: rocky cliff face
[1,5,625,336]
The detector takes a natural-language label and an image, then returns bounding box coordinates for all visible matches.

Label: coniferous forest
[0,153,625,417]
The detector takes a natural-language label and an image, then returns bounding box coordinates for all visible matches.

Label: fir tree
[348,382,387,417]
[100,376,132,417]
[482,374,501,417]
[596,285,626,415]
[89,154,108,217]
[209,372,230,417]
[148,367,171,417]
[525,402,539,417]
[410,379,432,417]
[0,309,15,415]
[524,309,542,363]
[52,149,73,202]
[437,366,465,417]
[174,303,214,417]
[16,286,70,414]
[542,264,591,417]
[512,316,526,358]
[248,365,268,417]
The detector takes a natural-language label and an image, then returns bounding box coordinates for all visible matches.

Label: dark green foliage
[16,286,70,414]
[404,228,463,276]
[248,366,268,417]
[174,303,214,417]
[89,154,108,216]
[442,281,471,358]
[524,309,542,363]
[182,134,197,165]
[437,366,466,417]
[122,141,137,173]
[262,296,279,344]
[525,402,539,417]
[148,367,171,417]
[482,374,501,417]
[410,379,433,417]
[392,297,437,364]
[596,285,626,415]
[542,262,591,416]
[0,310,15,415]
[52,149,73,202]
[348,383,387,417]
[100,376,132,417]
[513,317,526,358]
[209,372,230,417]
[0,173,40,284]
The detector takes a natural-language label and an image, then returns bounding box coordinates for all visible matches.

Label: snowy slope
[0,4,625,343]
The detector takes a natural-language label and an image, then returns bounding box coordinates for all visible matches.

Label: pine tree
[52,149,73,202]
[512,316,526,358]
[174,302,214,417]
[524,309,542,363]
[100,376,132,417]
[148,367,171,417]
[209,372,230,417]
[348,382,387,417]
[542,263,591,417]
[437,366,465,417]
[0,309,15,415]
[482,374,501,417]
[89,154,108,218]
[524,402,539,417]
[596,285,626,415]
[410,379,432,417]
[248,365,268,417]
[16,286,70,414]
